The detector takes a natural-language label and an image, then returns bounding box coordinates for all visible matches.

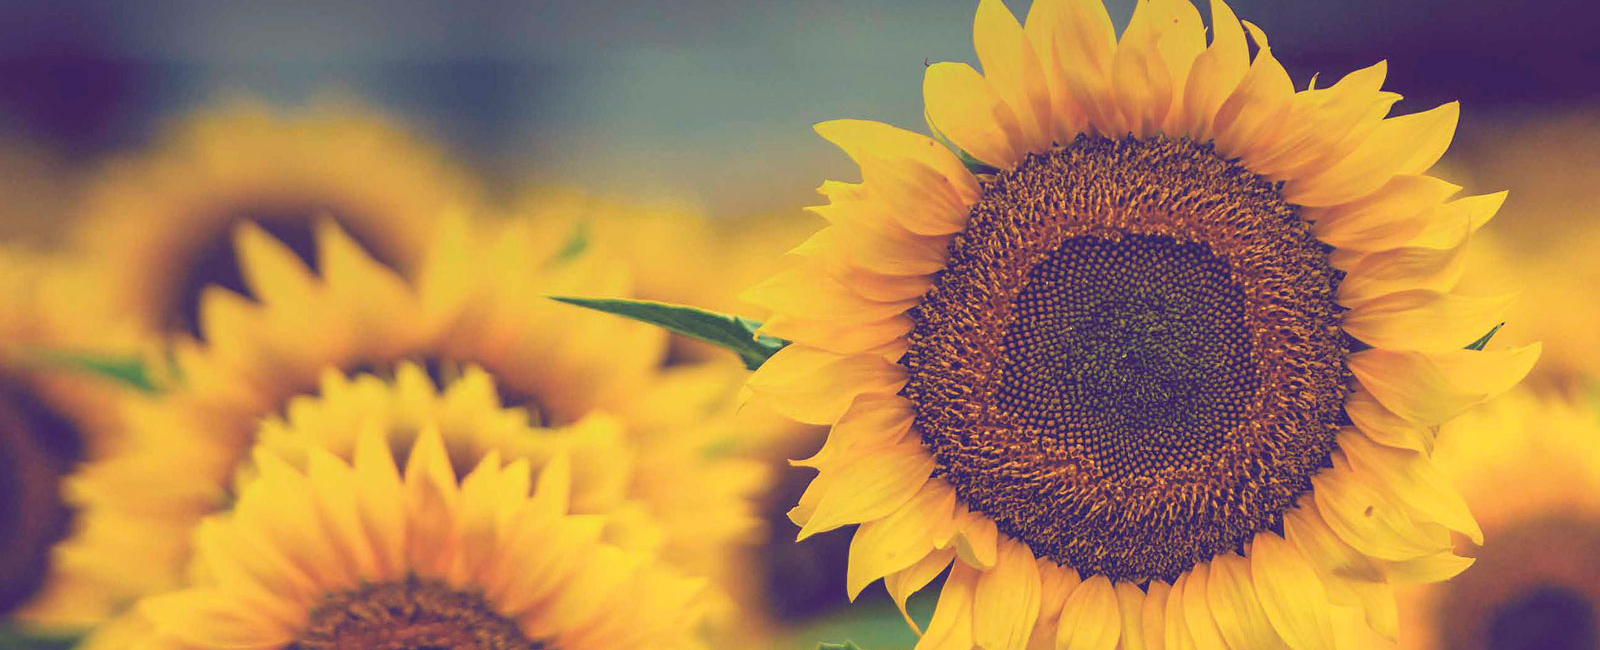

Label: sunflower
[68,98,482,339]
[56,213,763,626]
[0,248,156,631]
[82,423,709,650]
[1377,388,1600,650]
[741,0,1541,647]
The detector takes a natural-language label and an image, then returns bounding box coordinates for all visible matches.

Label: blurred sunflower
[742,0,1540,648]
[1383,388,1600,650]
[83,425,709,650]
[56,213,763,627]
[68,99,482,338]
[0,248,155,631]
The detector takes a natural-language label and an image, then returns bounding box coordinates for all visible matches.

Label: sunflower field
[1,1,1596,649]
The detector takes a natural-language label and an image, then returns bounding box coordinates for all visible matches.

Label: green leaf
[926,113,1000,176]
[1465,322,1504,351]
[0,626,79,650]
[548,296,788,370]
[24,349,159,393]
[818,642,866,650]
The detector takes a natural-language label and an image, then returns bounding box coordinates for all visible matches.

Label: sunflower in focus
[1381,388,1600,650]
[84,424,709,650]
[55,212,763,627]
[742,0,1540,647]
[68,99,482,338]
[0,247,156,631]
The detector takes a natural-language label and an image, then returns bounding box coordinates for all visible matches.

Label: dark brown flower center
[1438,515,1600,650]
[291,578,541,650]
[0,374,81,616]
[903,135,1349,583]
[170,204,399,339]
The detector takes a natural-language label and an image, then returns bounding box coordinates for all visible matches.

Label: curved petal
[1174,0,1247,138]
[1108,0,1176,136]
[974,539,1044,650]
[1282,102,1460,207]
[1207,553,1290,650]
[796,438,935,540]
[1307,175,1462,250]
[1310,453,1452,562]
[1341,289,1514,351]
[797,394,916,469]
[889,548,959,632]
[1140,580,1172,650]
[1180,563,1229,650]
[847,485,957,599]
[1336,241,1468,306]
[975,0,1053,152]
[1250,532,1335,650]
[1348,345,1541,426]
[1337,429,1483,545]
[1055,575,1120,650]
[1114,580,1149,650]
[919,562,980,650]
[815,119,980,199]
[746,346,908,425]
[925,62,1024,168]
[1344,388,1435,455]
[743,264,917,324]
[1211,23,1294,160]
[1047,0,1120,135]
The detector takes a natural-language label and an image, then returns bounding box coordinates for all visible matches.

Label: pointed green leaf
[24,349,159,393]
[548,296,788,370]
[1465,322,1504,351]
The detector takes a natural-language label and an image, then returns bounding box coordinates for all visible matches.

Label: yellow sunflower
[1,247,155,631]
[83,423,709,650]
[56,213,763,626]
[1380,387,1600,650]
[68,98,482,338]
[741,0,1541,648]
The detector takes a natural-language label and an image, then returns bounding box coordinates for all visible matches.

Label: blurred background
[1,0,1595,648]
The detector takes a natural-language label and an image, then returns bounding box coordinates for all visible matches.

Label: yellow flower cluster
[0,1,1593,650]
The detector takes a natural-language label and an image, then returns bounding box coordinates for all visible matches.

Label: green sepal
[547,296,788,370]
[818,642,866,650]
[24,348,160,393]
[926,112,1000,176]
[1465,322,1504,351]
[0,626,80,650]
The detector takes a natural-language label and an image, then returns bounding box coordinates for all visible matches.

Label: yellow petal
[234,220,318,310]
[918,562,980,650]
[1046,0,1120,135]
[141,590,295,650]
[1180,562,1230,650]
[797,394,916,470]
[1348,345,1540,426]
[1055,575,1120,650]
[1114,580,1148,650]
[1307,175,1462,251]
[856,151,977,236]
[1206,552,1289,650]
[888,548,959,633]
[1337,429,1482,544]
[1021,0,1089,139]
[1341,289,1514,351]
[1282,102,1460,207]
[1344,388,1434,455]
[1108,0,1175,136]
[1381,550,1474,584]
[1250,532,1335,650]
[954,510,1000,570]
[975,0,1053,151]
[746,346,908,425]
[1335,240,1467,306]
[796,438,935,540]
[847,485,957,599]
[974,539,1044,650]
[1245,62,1394,180]
[1163,573,1199,650]
[760,312,914,355]
[1385,191,1506,250]
[1310,454,1451,561]
[814,119,979,199]
[924,62,1024,168]
[1211,24,1294,159]
[352,419,407,580]
[1140,580,1171,650]
[1174,0,1247,138]
[743,264,916,324]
